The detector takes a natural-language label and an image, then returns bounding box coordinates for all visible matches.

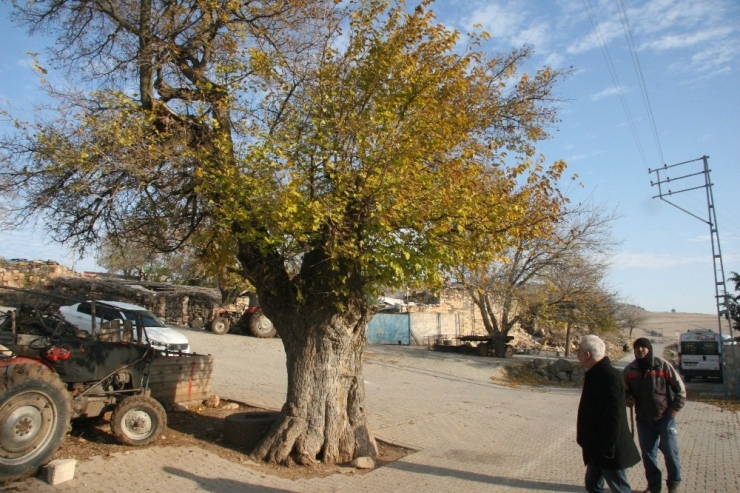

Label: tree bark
[251,307,377,465]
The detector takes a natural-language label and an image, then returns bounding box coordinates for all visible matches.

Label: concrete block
[43,459,76,485]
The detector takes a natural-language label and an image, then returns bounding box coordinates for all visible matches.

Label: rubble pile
[0,304,78,338]
[507,326,566,355]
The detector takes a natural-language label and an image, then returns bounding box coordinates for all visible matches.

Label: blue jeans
[636,414,682,486]
[584,463,632,493]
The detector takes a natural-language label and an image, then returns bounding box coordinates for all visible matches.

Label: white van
[678,329,724,382]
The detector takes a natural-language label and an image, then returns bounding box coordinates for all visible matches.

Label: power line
[614,0,666,166]
[582,0,650,170]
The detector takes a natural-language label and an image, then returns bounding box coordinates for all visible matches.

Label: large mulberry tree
[1,0,567,465]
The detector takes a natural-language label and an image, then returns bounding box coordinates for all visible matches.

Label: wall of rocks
[511,358,585,384]
[406,285,486,335]
[0,259,223,327]
[0,260,78,289]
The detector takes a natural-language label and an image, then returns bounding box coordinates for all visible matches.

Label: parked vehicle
[1,332,167,481]
[59,301,190,353]
[205,293,276,338]
[677,328,727,382]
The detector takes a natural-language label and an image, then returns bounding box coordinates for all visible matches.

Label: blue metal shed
[366,313,411,345]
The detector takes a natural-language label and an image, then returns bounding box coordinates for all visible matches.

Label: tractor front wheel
[110,395,166,446]
[210,316,230,335]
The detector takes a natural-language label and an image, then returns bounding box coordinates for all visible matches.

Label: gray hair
[580,335,606,360]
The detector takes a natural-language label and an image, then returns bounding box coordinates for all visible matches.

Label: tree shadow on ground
[386,460,583,492]
[162,467,295,493]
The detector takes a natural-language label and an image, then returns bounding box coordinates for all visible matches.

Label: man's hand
[626,396,635,408]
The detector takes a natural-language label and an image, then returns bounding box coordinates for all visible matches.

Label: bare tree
[616,305,648,341]
[528,251,620,355]
[458,201,619,355]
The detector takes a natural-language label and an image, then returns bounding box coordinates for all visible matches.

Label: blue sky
[1,0,739,314]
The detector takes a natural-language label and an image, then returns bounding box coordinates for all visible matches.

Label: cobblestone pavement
[10,329,739,493]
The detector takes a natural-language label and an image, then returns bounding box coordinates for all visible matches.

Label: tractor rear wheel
[248,312,277,338]
[0,363,71,482]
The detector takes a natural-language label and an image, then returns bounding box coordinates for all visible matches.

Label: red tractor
[209,305,276,338]
[1,311,168,482]
[197,292,276,338]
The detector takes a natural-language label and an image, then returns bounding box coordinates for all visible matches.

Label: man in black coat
[577,335,641,493]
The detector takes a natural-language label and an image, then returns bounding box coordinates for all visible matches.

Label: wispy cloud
[566,19,622,54]
[564,150,604,163]
[639,28,732,52]
[590,85,628,101]
[559,0,739,76]
[611,250,709,270]
[511,21,550,48]
[589,86,630,101]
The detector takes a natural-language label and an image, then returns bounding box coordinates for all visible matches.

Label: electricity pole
[650,155,738,397]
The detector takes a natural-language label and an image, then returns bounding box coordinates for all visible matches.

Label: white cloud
[635,0,727,36]
[461,3,526,40]
[558,0,739,78]
[590,85,628,101]
[459,1,558,52]
[543,51,565,68]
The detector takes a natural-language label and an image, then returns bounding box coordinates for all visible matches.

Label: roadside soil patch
[50,401,411,481]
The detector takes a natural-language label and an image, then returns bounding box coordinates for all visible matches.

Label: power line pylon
[650,155,738,397]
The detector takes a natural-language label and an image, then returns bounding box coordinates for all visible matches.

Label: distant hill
[637,311,726,345]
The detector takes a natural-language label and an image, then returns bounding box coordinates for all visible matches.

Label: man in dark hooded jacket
[624,337,686,493]
[577,335,641,493]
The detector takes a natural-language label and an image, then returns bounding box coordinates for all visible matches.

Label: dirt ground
[49,401,411,481]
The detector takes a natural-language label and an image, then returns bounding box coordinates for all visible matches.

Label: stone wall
[0,259,223,327]
[406,285,488,335]
[44,277,223,327]
[0,260,78,289]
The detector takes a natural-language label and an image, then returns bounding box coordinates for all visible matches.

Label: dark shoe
[666,481,680,493]
[643,485,662,493]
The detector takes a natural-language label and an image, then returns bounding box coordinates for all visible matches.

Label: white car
[59,300,190,353]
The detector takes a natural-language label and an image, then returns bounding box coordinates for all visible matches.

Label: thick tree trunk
[251,308,377,465]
